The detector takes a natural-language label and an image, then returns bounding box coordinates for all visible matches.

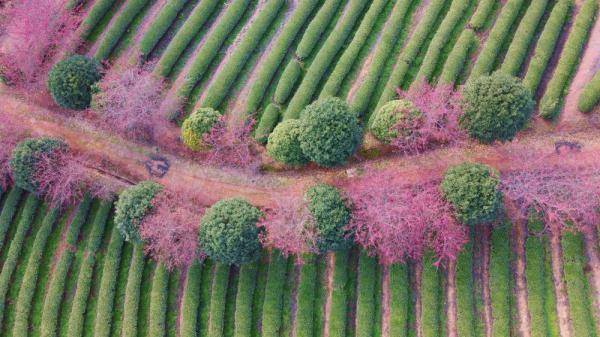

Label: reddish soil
[176,267,188,335]
[445,260,458,337]
[550,230,573,337]
[512,219,531,337]
[289,262,301,337]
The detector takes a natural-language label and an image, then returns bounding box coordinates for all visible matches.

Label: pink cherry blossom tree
[203,116,261,171]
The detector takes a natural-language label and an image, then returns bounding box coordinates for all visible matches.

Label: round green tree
[198,198,263,265]
[267,119,307,166]
[305,184,352,252]
[441,163,503,226]
[460,73,534,143]
[114,181,163,242]
[48,55,101,110]
[298,97,362,167]
[9,137,67,192]
[370,99,423,143]
[181,108,221,151]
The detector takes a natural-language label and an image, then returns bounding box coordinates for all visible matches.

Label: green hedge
[11,207,60,337]
[455,240,479,337]
[273,60,303,106]
[120,244,145,337]
[39,196,92,337]
[180,261,202,337]
[319,0,388,99]
[470,0,528,78]
[350,0,413,115]
[356,252,377,337]
[66,200,112,337]
[561,232,597,337]
[415,0,471,83]
[328,250,350,337]
[80,0,119,40]
[578,70,600,112]
[261,250,288,337]
[389,263,410,337]
[92,225,125,337]
[255,103,282,144]
[200,0,286,109]
[147,262,169,337]
[373,0,448,115]
[439,28,477,85]
[176,0,251,101]
[420,253,442,337]
[154,0,220,77]
[544,238,561,337]
[499,0,549,76]
[94,0,151,60]
[469,0,496,31]
[489,223,512,337]
[233,261,258,337]
[283,0,370,120]
[522,0,572,93]
[139,0,189,57]
[295,0,345,60]
[295,255,317,337]
[0,188,23,252]
[539,0,598,119]
[209,263,231,337]
[245,0,320,114]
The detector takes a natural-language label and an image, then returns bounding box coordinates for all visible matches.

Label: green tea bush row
[233,262,258,337]
[388,263,410,337]
[356,252,377,337]
[374,0,448,114]
[525,220,551,337]
[439,28,477,85]
[350,0,413,115]
[147,263,169,337]
[280,258,296,337]
[245,0,320,114]
[261,251,288,337]
[578,70,600,112]
[295,255,317,337]
[154,0,220,77]
[198,260,215,337]
[176,0,251,101]
[420,254,442,337]
[94,0,152,60]
[319,0,388,99]
[139,0,189,57]
[543,239,560,337]
[121,244,145,337]
[180,261,202,337]
[39,196,92,337]
[0,188,24,252]
[283,0,370,120]
[66,200,112,337]
[329,250,349,337]
[200,0,286,109]
[92,225,124,337]
[455,241,478,337]
[295,0,345,60]
[561,232,597,336]
[11,207,60,337]
[255,103,282,144]
[469,0,496,31]
[489,223,512,337]
[80,0,119,40]
[470,0,528,78]
[209,263,231,337]
[522,0,572,93]
[499,0,549,76]
[273,60,303,106]
[539,0,598,119]
[415,0,471,83]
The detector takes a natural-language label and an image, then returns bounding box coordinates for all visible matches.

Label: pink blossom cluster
[203,117,261,171]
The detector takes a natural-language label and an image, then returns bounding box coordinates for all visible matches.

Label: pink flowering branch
[203,116,261,171]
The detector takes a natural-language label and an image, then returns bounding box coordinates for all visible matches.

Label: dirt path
[289,262,301,337]
[513,219,531,337]
[481,225,493,337]
[381,265,390,337]
[413,262,423,337]
[560,4,600,128]
[550,230,573,337]
[322,253,335,337]
[445,260,458,337]
[582,230,600,328]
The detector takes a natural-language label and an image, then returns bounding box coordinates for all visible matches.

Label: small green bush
[441,162,503,226]
[369,100,422,144]
[305,184,351,252]
[48,55,101,110]
[298,98,362,167]
[114,181,163,242]
[266,120,307,166]
[198,198,262,265]
[181,108,221,151]
[460,73,534,143]
[10,137,67,192]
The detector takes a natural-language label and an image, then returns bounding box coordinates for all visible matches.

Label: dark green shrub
[114,181,163,242]
[48,55,101,110]
[441,163,503,226]
[369,100,422,143]
[305,184,351,252]
[460,73,534,143]
[266,120,307,166]
[198,198,262,265]
[181,108,221,151]
[298,97,362,167]
[10,137,67,192]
